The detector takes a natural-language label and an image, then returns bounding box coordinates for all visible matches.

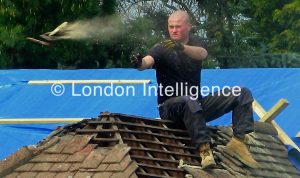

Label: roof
[1,113,299,178]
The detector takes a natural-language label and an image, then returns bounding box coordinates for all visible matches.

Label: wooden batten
[28,80,151,85]
[0,118,84,124]
[253,99,300,152]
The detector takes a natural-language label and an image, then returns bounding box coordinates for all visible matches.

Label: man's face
[168,16,191,42]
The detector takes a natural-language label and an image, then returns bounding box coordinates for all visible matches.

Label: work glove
[130,53,143,68]
[162,39,184,51]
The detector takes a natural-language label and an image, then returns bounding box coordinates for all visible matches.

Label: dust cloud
[51,15,124,41]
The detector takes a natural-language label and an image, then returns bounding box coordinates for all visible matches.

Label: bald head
[168,10,190,24]
[167,10,191,43]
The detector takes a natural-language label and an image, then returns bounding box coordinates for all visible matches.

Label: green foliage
[0,0,299,68]
[271,0,300,52]
[0,0,119,68]
[196,0,300,68]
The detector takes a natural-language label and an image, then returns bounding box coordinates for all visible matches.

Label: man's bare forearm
[137,55,155,70]
[183,45,208,61]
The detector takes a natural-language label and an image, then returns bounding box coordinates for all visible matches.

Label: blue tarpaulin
[0,68,299,169]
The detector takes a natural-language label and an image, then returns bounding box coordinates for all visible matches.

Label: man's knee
[171,95,193,104]
[181,96,202,113]
[167,96,202,113]
[238,87,253,105]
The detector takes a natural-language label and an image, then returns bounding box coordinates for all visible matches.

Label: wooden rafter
[252,99,300,152]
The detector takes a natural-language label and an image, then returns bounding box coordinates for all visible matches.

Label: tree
[271,0,300,52]
[0,0,299,68]
[240,0,300,67]
[0,0,119,69]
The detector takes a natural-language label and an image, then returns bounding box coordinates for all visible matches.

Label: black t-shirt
[149,37,203,104]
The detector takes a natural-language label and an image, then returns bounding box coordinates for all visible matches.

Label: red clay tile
[44,135,74,154]
[49,163,72,172]
[15,172,37,178]
[110,162,138,178]
[106,155,132,172]
[81,149,106,169]
[15,163,34,172]
[65,144,95,163]
[3,172,19,178]
[30,153,68,163]
[79,144,97,154]
[35,172,56,178]
[93,172,113,178]
[65,154,86,163]
[61,135,92,154]
[73,172,94,178]
[102,144,130,163]
[31,163,53,171]
[54,172,75,178]
[0,147,34,173]
[69,163,81,172]
[129,174,138,178]
[35,137,60,153]
[96,164,109,171]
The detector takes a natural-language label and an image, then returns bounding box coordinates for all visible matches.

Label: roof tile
[15,163,34,172]
[81,149,106,169]
[215,152,246,174]
[102,144,130,163]
[31,162,53,171]
[106,155,132,172]
[65,154,86,163]
[93,172,113,178]
[44,135,74,154]
[15,172,37,178]
[96,163,109,171]
[179,167,212,178]
[49,163,72,172]
[110,162,138,178]
[35,172,56,178]
[3,172,19,178]
[73,172,94,178]
[0,147,34,175]
[69,163,81,172]
[54,172,75,178]
[129,174,138,178]
[30,153,68,163]
[61,135,92,154]
[65,144,95,163]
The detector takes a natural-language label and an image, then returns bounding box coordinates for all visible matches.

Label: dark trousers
[158,87,254,149]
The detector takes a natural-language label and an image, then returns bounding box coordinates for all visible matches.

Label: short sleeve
[188,36,206,49]
[149,43,165,66]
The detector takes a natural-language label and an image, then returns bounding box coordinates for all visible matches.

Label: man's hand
[130,53,143,68]
[162,39,184,51]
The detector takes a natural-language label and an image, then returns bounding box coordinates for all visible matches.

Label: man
[131,10,259,169]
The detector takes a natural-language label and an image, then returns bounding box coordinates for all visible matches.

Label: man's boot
[224,136,259,168]
[199,143,216,169]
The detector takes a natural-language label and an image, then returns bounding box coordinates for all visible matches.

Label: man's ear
[187,23,192,31]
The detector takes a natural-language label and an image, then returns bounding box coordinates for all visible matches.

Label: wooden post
[252,100,300,152]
